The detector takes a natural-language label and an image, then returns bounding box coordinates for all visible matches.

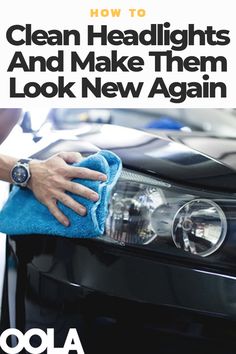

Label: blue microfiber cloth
[0,150,122,238]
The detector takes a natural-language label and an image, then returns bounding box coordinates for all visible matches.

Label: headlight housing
[103,169,236,259]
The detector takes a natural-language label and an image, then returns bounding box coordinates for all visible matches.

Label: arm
[0,152,107,226]
[0,154,18,182]
[0,109,22,144]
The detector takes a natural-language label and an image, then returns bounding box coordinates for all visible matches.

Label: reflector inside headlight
[172,199,227,256]
[105,169,233,257]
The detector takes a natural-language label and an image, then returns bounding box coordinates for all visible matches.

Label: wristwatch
[10,159,32,187]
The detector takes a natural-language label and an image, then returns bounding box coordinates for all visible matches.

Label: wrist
[10,158,40,188]
[27,159,42,190]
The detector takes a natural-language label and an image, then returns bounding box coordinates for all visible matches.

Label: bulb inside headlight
[172,199,227,257]
[106,184,165,244]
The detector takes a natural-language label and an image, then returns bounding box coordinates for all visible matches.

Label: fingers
[56,193,87,216]
[47,191,88,226]
[56,151,107,182]
[66,166,107,181]
[65,181,99,201]
[47,200,70,227]
[58,151,83,164]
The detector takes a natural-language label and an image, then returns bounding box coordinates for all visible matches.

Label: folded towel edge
[89,156,123,236]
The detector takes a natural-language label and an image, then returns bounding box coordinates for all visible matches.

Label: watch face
[11,166,29,184]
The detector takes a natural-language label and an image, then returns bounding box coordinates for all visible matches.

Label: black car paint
[3,125,236,353]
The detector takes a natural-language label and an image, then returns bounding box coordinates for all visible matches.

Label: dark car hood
[34,124,236,193]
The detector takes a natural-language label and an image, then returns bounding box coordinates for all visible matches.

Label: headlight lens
[104,169,234,258]
[172,199,227,256]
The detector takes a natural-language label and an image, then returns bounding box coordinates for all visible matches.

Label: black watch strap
[18,158,32,164]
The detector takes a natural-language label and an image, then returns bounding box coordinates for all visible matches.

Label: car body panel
[33,124,236,193]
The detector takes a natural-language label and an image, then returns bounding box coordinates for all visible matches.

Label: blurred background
[19,108,236,136]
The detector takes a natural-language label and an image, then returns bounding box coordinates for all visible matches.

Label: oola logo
[0,328,84,354]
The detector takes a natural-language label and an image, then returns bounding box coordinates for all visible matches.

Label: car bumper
[5,235,236,353]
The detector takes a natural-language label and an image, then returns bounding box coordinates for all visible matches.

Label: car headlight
[104,169,235,258]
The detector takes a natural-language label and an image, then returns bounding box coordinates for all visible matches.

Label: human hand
[27,152,107,226]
